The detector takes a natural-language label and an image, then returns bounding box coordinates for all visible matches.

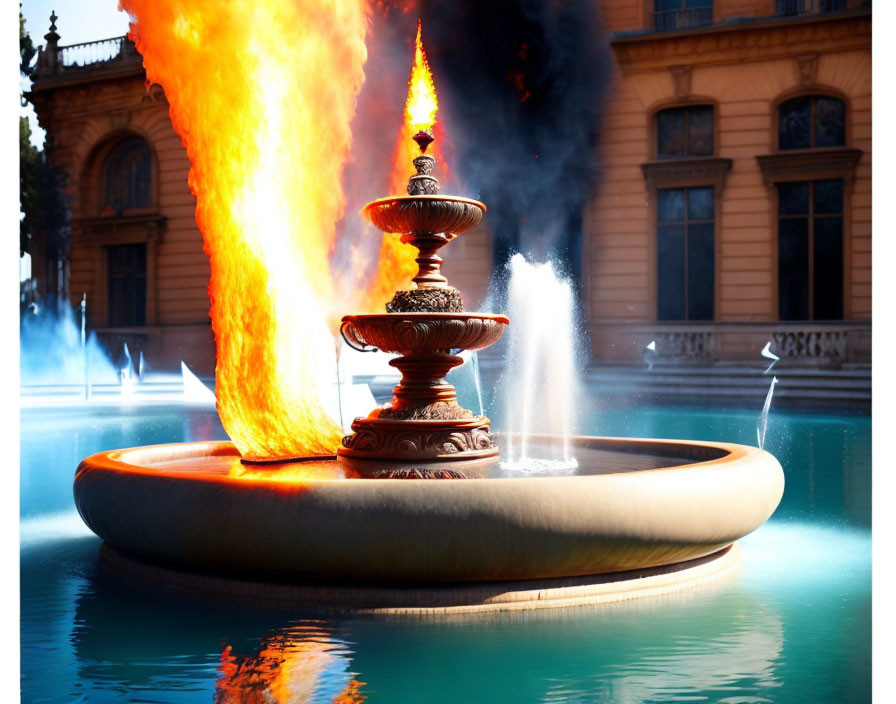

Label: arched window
[778,95,845,150]
[656,105,714,158]
[100,136,152,215]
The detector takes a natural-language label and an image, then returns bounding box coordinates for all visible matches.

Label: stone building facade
[26,0,871,373]
[586,0,871,365]
[27,22,214,375]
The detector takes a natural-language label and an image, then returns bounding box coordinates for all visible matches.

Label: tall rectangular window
[657,186,715,321]
[777,179,844,320]
[107,243,147,326]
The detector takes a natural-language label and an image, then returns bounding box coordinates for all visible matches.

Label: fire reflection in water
[215,626,365,704]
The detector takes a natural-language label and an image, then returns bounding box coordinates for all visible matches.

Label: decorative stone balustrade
[772,329,848,361]
[654,331,716,361]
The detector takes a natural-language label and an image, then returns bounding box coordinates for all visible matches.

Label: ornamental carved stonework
[669,65,691,99]
[378,401,474,421]
[796,54,818,87]
[341,420,496,460]
[386,287,464,313]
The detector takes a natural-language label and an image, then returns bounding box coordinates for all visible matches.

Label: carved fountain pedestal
[338,130,509,462]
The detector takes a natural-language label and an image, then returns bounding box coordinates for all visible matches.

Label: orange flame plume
[217,629,366,703]
[121,0,369,460]
[366,19,443,309]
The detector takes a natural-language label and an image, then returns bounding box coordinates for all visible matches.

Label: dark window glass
[778,217,810,320]
[108,244,146,327]
[688,106,714,156]
[778,96,845,150]
[778,97,811,150]
[657,110,686,157]
[687,222,715,320]
[776,0,846,14]
[657,224,686,320]
[778,181,809,215]
[814,217,843,320]
[657,105,714,158]
[814,178,843,215]
[777,179,843,321]
[814,97,846,148]
[657,186,714,321]
[101,136,152,215]
[658,188,685,221]
[687,187,714,220]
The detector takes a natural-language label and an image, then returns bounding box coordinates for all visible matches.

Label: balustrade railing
[57,35,133,69]
[653,7,713,32]
[775,0,848,15]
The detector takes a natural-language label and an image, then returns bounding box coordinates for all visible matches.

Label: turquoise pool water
[20,403,870,702]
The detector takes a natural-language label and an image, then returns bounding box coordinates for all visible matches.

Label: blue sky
[21,0,130,48]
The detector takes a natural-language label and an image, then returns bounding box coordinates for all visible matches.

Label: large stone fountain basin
[73,436,783,583]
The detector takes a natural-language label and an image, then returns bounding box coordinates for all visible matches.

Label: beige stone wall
[587,9,871,359]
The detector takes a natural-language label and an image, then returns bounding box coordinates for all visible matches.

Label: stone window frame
[757,88,863,321]
[75,130,164,328]
[642,98,731,322]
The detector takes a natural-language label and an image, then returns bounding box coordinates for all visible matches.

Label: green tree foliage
[19,7,68,272]
[20,118,67,259]
[20,7,36,77]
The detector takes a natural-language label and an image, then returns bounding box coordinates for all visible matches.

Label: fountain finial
[407,130,439,196]
[413,128,434,154]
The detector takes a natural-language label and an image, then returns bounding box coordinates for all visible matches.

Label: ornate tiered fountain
[73,127,785,613]
[339,128,508,464]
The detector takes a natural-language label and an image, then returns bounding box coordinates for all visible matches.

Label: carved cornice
[756,147,862,185]
[611,11,870,72]
[641,157,732,189]
[76,213,167,246]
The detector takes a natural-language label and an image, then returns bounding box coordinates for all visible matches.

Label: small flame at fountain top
[367,19,444,308]
[406,20,438,135]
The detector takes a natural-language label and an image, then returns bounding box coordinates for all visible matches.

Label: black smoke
[335,1,610,294]
[417,0,610,285]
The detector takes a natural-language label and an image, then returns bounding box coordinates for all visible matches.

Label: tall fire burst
[366,19,443,309]
[121,2,443,460]
[121,0,368,460]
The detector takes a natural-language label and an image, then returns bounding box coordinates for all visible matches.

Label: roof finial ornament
[45,10,60,46]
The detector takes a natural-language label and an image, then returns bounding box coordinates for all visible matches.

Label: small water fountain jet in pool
[72,31,784,612]
[499,254,579,473]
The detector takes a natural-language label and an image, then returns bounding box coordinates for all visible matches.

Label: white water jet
[181,362,216,404]
[757,376,778,450]
[20,302,118,386]
[119,343,135,399]
[644,339,657,371]
[761,341,780,374]
[500,254,578,472]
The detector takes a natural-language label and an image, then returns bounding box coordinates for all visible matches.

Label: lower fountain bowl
[73,436,783,584]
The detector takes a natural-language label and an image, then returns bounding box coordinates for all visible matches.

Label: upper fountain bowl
[362,195,485,235]
[341,312,509,355]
